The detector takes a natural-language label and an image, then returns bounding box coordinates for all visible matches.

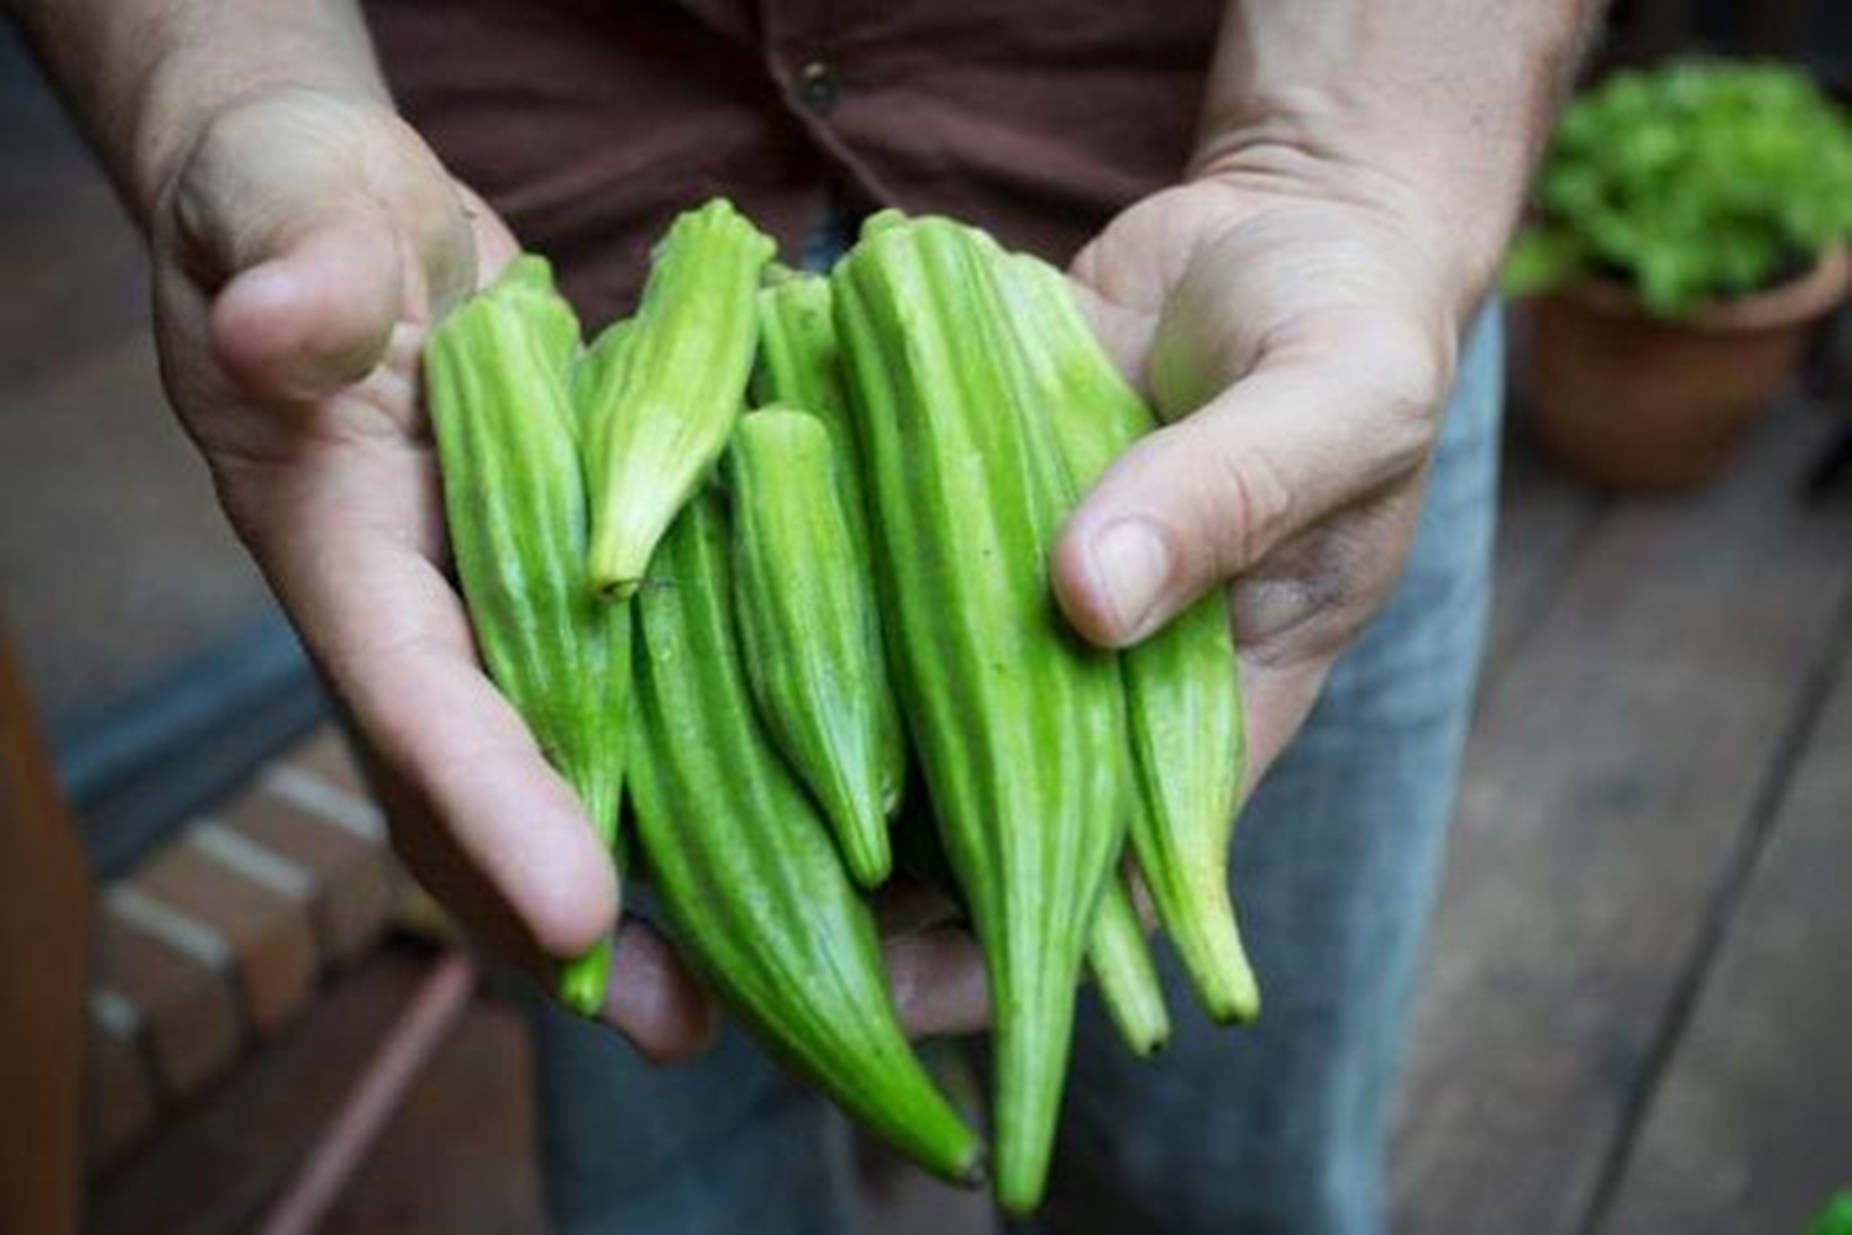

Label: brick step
[85,726,402,1173]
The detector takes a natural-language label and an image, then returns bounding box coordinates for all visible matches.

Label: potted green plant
[1505,59,1852,489]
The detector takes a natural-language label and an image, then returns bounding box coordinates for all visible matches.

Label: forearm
[1196,1,1603,289]
[6,0,387,223]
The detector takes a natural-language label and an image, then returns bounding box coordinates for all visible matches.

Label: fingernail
[1089,519,1171,637]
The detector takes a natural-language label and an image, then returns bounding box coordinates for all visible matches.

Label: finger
[333,548,620,960]
[884,928,990,1038]
[1230,651,1334,804]
[209,215,406,403]
[1225,479,1428,793]
[239,445,619,963]
[372,757,565,968]
[379,751,713,1062]
[169,96,477,403]
[601,919,721,1063]
[1053,322,1442,648]
[208,177,514,404]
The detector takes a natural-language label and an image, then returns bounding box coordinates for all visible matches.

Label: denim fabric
[528,281,1503,1234]
[529,1010,860,1235]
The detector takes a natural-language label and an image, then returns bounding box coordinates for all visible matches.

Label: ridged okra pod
[748,271,906,871]
[583,199,773,597]
[749,272,876,553]
[1087,874,1171,1057]
[725,408,905,886]
[569,315,633,444]
[626,493,982,1184]
[1001,252,1257,1022]
[423,255,629,1016]
[833,215,1127,1213]
[892,774,1169,1059]
[751,270,847,438]
[750,270,896,625]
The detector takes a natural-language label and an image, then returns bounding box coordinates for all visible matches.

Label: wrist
[1190,3,1599,310]
[9,0,391,229]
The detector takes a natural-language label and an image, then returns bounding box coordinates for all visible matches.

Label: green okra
[749,272,879,562]
[423,255,629,1016]
[1001,251,1257,1023]
[751,270,847,435]
[834,215,1128,1213]
[725,408,906,887]
[859,207,909,241]
[1087,873,1171,1057]
[583,198,774,598]
[892,778,1170,1059]
[627,492,983,1184]
[569,315,633,444]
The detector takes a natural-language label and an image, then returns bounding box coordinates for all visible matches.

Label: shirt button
[797,60,840,114]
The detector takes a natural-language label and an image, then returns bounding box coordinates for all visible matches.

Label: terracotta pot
[1514,245,1849,489]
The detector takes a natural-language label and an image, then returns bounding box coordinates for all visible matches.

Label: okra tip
[949,1141,988,1189]
[1176,905,1262,1024]
[587,525,656,602]
[557,937,614,1018]
[592,575,642,603]
[840,827,893,890]
[1131,1028,1170,1058]
[858,208,909,240]
[1201,966,1262,1026]
[1212,989,1261,1026]
[761,260,802,288]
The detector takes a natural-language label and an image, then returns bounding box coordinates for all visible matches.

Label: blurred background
[1,2,1849,1232]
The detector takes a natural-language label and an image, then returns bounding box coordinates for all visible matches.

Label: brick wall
[85,727,402,1173]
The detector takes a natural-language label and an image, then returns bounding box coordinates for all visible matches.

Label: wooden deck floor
[1394,401,1852,1234]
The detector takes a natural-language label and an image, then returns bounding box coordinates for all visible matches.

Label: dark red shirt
[364,0,1220,327]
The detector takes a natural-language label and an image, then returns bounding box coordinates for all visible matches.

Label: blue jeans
[529,306,1504,1235]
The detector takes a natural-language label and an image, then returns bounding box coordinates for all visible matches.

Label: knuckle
[1205,436,1297,575]
[1347,320,1453,469]
[1258,306,1452,478]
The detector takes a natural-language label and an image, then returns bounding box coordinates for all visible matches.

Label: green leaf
[1806,1191,1852,1235]
[1501,227,1586,297]
[1523,57,1852,317]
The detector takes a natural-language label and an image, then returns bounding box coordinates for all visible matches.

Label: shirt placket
[752,0,898,210]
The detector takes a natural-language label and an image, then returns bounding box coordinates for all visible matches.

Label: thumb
[207,210,407,404]
[1053,320,1443,647]
[164,93,476,404]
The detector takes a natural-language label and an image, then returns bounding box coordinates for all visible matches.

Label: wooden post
[0,621,89,1235]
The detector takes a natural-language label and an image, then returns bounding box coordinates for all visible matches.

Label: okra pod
[627,493,982,1184]
[583,199,773,597]
[424,255,629,1015]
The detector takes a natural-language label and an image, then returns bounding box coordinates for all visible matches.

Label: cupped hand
[1058,145,1491,793]
[149,87,995,1057]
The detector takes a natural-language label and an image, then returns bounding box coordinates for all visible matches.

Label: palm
[1060,176,1463,791]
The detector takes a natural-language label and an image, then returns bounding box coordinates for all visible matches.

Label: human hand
[1057,145,1497,793]
[151,87,989,1057]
